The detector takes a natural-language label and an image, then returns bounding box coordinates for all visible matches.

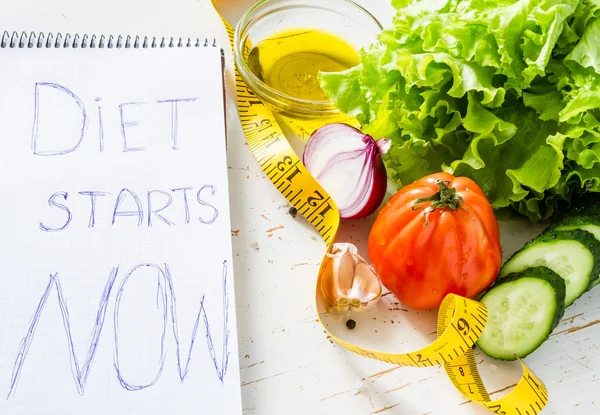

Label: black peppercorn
[346,319,356,330]
[288,206,297,218]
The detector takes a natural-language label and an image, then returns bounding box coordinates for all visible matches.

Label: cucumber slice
[499,229,596,306]
[554,226,600,288]
[556,224,600,242]
[477,267,566,360]
[548,193,600,287]
[553,193,600,228]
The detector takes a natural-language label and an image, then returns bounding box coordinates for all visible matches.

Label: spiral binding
[1,31,218,49]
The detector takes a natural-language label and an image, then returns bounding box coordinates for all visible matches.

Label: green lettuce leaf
[320,0,600,223]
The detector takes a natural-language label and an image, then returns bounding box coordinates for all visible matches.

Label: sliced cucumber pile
[477,267,566,360]
[478,193,600,360]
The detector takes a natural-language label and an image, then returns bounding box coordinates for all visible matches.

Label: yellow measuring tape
[212,1,549,413]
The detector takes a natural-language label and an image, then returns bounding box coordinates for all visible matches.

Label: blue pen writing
[95,98,104,152]
[113,264,168,391]
[7,268,119,398]
[79,191,110,228]
[164,260,230,383]
[7,277,54,399]
[39,191,72,232]
[7,260,231,396]
[112,189,144,226]
[118,102,145,152]
[172,187,193,224]
[31,82,87,156]
[156,98,198,150]
[197,185,219,224]
[147,190,174,226]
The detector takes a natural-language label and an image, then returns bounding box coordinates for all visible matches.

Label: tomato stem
[412,180,465,220]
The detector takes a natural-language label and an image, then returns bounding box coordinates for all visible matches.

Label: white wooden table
[1,1,598,414]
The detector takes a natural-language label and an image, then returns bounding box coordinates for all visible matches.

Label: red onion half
[302,123,391,219]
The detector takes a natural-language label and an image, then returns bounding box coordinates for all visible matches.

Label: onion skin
[302,123,390,219]
[351,148,387,219]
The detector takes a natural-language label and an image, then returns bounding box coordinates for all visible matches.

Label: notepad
[0,33,242,415]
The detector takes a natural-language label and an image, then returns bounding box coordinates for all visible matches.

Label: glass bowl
[234,0,383,119]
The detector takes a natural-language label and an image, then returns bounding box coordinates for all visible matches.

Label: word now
[7,261,231,398]
[39,185,219,232]
[31,82,200,156]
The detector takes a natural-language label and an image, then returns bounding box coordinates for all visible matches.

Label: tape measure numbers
[213,2,548,414]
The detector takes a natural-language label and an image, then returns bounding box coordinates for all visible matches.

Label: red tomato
[367,172,502,310]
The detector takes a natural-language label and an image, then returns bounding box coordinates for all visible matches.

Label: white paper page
[0,44,241,415]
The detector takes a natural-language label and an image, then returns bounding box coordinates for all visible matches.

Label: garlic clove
[335,245,357,293]
[350,262,382,304]
[320,242,383,312]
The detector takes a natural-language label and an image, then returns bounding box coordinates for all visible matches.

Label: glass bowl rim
[233,0,383,114]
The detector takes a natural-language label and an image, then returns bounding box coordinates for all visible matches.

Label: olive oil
[248,28,360,102]
[246,28,361,148]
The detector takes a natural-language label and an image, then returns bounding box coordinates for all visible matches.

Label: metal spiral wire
[1,31,217,48]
